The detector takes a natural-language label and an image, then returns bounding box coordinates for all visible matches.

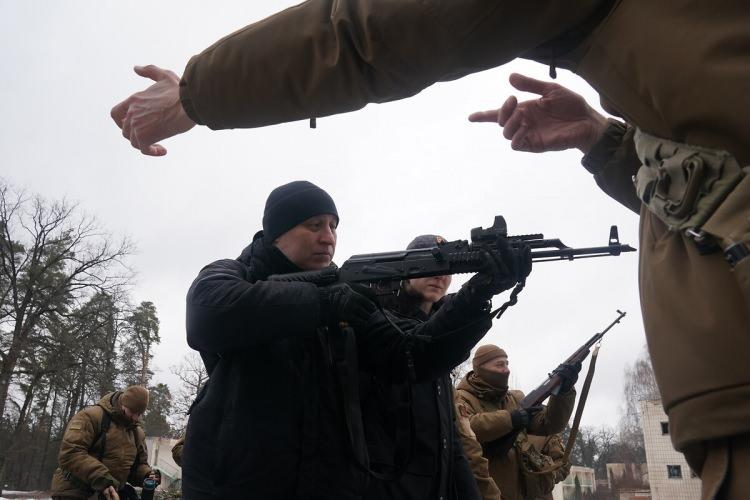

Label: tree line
[0,181,205,492]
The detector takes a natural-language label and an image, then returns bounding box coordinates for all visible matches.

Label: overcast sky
[0,1,647,430]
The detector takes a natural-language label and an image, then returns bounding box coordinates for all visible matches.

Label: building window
[661,421,669,434]
[667,465,682,479]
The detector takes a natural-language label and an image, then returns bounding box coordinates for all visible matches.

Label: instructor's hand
[469,73,607,154]
[111,65,196,156]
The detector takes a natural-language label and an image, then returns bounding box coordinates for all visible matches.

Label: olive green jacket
[50,392,152,498]
[456,372,574,500]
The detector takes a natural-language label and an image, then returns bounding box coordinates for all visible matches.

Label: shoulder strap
[330,323,415,481]
[89,404,112,462]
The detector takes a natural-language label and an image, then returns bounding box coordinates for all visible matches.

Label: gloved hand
[554,361,582,393]
[510,406,543,430]
[461,241,532,303]
[319,283,377,329]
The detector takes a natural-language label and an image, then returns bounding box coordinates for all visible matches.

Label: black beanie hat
[407,234,445,250]
[263,181,339,241]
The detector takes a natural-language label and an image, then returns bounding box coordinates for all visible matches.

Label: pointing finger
[468,109,500,123]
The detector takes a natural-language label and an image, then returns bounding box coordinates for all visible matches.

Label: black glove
[509,406,543,430]
[554,361,582,393]
[319,283,377,329]
[461,240,531,302]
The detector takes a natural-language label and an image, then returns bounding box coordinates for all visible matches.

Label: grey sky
[0,0,645,429]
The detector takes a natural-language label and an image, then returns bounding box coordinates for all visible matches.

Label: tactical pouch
[633,128,746,232]
[514,432,562,497]
[634,129,750,307]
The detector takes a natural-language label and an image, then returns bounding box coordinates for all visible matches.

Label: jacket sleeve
[455,400,502,500]
[356,295,492,382]
[128,426,153,485]
[528,389,576,435]
[455,391,515,444]
[186,259,321,352]
[58,409,117,490]
[581,119,642,214]
[179,0,604,129]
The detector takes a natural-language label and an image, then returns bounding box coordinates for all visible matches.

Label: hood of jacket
[98,391,138,429]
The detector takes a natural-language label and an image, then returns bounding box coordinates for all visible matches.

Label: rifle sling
[563,345,600,464]
[331,321,415,482]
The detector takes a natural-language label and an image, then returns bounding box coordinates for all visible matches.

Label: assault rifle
[268,215,635,289]
[485,310,627,457]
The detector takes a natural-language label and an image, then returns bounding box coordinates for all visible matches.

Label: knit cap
[472,344,508,370]
[262,181,338,241]
[121,385,149,413]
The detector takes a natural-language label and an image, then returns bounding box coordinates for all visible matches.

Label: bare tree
[171,352,208,433]
[616,346,658,467]
[0,181,132,487]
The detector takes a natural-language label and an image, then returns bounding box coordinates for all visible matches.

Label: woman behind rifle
[360,234,481,500]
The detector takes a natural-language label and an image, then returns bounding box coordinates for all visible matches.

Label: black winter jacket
[181,234,493,499]
[362,295,482,500]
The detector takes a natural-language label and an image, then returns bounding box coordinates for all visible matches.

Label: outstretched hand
[110,65,196,156]
[469,73,608,154]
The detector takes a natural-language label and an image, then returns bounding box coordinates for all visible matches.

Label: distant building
[617,490,651,500]
[606,462,648,490]
[552,465,595,500]
[640,401,700,500]
[145,436,182,489]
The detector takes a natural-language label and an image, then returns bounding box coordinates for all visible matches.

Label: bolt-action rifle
[268,215,636,290]
[484,310,627,457]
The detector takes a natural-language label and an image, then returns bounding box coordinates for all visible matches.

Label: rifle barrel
[531,244,636,262]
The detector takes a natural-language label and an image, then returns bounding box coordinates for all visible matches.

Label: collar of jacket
[238,230,305,279]
[462,370,508,401]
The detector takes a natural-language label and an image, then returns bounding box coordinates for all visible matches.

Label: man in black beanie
[261,180,340,270]
[181,182,521,499]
